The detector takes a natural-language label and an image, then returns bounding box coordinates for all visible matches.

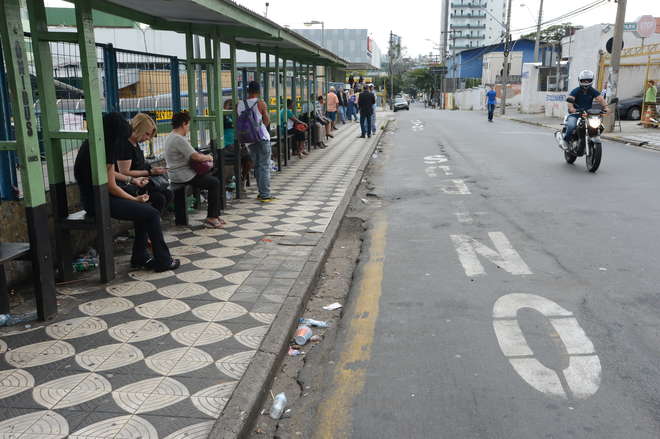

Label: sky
[45,0,659,57]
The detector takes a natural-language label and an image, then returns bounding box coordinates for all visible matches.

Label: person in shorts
[326,86,339,130]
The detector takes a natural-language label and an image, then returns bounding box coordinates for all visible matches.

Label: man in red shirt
[326,86,340,131]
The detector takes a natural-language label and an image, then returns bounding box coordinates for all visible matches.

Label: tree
[522,23,582,43]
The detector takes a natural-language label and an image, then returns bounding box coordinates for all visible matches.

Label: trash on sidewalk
[322,302,343,311]
[0,311,37,327]
[310,335,322,342]
[599,267,608,271]
[293,325,313,345]
[288,347,305,356]
[269,392,288,419]
[72,248,99,273]
[299,318,329,328]
[360,198,369,204]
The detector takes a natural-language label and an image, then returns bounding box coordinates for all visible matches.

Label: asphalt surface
[312,106,660,439]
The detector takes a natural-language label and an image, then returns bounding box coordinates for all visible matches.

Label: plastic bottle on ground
[269,392,287,419]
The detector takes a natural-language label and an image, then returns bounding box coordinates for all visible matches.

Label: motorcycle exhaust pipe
[554,132,566,151]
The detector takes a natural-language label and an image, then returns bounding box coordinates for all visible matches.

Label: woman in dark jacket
[74,112,180,272]
[115,113,173,213]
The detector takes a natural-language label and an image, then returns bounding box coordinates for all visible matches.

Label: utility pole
[440,0,449,62]
[389,31,394,109]
[604,0,626,132]
[533,0,544,63]
[500,0,513,115]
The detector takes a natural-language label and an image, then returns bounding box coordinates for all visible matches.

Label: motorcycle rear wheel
[586,141,602,173]
[564,151,577,164]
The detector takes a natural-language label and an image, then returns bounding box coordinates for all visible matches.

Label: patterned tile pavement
[0,122,372,438]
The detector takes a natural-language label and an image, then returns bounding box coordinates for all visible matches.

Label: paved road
[313,107,660,438]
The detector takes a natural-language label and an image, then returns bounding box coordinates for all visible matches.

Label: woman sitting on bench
[115,113,172,213]
[164,111,225,229]
[74,112,180,272]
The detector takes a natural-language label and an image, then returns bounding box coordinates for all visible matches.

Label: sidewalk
[0,117,388,439]
[502,111,660,150]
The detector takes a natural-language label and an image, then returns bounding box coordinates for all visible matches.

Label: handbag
[191,160,214,176]
[294,122,307,132]
[148,174,170,192]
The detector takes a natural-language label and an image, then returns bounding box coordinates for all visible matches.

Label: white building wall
[562,24,660,98]
[482,51,523,84]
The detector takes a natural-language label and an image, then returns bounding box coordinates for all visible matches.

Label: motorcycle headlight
[588,116,601,129]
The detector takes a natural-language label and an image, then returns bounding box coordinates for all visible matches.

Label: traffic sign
[430,66,448,74]
[634,15,656,39]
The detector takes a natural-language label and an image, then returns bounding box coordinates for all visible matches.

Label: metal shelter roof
[73,0,348,67]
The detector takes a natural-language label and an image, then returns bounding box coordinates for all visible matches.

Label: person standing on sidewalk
[237,81,274,202]
[486,85,497,122]
[368,83,377,135]
[326,86,340,131]
[358,85,376,139]
[643,80,657,128]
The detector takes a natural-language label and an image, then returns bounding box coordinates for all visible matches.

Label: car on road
[393,97,409,112]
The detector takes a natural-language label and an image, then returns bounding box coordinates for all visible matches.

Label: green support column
[0,0,57,319]
[291,61,296,161]
[282,59,288,166]
[212,36,226,210]
[186,31,198,148]
[275,53,282,171]
[306,64,312,151]
[205,37,216,142]
[264,52,270,115]
[76,0,114,283]
[229,41,242,199]
[26,0,66,218]
[255,47,261,89]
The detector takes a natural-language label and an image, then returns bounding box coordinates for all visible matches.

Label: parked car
[393,97,409,112]
[617,96,643,120]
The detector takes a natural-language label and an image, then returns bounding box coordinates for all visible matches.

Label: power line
[512,0,608,33]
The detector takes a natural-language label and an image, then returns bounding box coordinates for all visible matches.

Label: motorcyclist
[563,70,609,150]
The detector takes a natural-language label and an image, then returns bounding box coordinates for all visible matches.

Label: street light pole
[304,20,325,48]
[500,0,513,115]
[604,0,626,132]
[534,0,544,63]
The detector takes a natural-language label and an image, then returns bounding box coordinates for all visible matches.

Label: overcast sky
[46,0,659,57]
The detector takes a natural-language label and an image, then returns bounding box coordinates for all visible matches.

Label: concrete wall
[562,24,660,98]
[545,93,568,118]
[520,63,545,113]
[482,52,524,84]
[454,87,486,111]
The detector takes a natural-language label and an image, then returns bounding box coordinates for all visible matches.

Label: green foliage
[522,23,579,43]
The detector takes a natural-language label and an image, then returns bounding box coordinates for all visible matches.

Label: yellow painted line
[315,214,388,439]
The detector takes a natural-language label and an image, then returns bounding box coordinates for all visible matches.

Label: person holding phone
[74,112,180,272]
[115,113,172,213]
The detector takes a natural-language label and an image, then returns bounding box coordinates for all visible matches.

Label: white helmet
[578,70,594,88]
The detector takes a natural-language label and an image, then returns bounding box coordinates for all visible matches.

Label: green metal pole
[282,58,288,165]
[205,36,215,142]
[213,36,226,210]
[186,31,198,149]
[264,52,270,116]
[26,0,66,213]
[292,61,297,115]
[306,64,312,151]
[0,0,57,319]
[230,41,241,199]
[76,0,114,283]
[275,53,282,171]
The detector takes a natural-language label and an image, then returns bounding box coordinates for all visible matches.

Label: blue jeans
[248,140,271,198]
[563,114,579,141]
[347,103,357,120]
[339,106,346,123]
[360,112,373,137]
[371,105,377,133]
[487,103,495,120]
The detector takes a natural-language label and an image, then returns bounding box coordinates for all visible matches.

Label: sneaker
[358,135,365,138]
[257,196,276,203]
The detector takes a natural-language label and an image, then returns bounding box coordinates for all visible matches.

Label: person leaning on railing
[115,113,173,213]
[73,112,180,272]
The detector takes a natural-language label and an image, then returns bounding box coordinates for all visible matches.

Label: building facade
[292,28,381,71]
[444,0,506,54]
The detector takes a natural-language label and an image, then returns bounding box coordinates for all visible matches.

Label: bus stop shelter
[0,0,347,320]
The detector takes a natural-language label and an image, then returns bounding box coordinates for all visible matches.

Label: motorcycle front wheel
[564,151,577,164]
[586,140,602,173]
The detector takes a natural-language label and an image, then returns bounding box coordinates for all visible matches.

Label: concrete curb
[504,116,660,152]
[209,118,393,439]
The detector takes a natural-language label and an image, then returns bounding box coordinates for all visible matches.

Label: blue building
[446,38,536,81]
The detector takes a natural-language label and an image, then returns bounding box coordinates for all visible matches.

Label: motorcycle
[554,109,605,173]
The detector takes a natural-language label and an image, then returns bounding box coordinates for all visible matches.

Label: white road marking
[493,293,601,400]
[424,155,448,163]
[454,211,487,224]
[438,165,453,176]
[441,179,471,195]
[425,167,438,178]
[451,232,531,276]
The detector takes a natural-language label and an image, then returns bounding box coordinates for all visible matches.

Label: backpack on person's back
[237,99,262,144]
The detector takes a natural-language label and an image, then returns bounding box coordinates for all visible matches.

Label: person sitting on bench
[73,112,180,272]
[281,98,308,158]
[164,111,225,228]
[115,113,172,214]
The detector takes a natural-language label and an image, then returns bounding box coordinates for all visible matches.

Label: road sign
[430,66,448,74]
[634,15,656,39]
[624,22,637,32]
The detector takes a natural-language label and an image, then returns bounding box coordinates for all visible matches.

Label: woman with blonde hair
[116,112,172,213]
